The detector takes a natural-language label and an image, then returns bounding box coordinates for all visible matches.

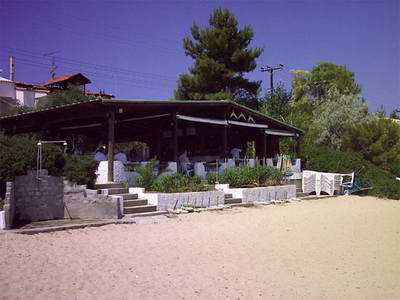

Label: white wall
[0,81,16,98]
[15,90,24,106]
[35,91,48,98]
[16,89,36,107]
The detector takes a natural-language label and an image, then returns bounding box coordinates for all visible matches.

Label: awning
[228,120,269,129]
[265,129,298,137]
[176,114,228,125]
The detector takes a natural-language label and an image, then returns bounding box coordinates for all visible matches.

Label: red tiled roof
[45,73,91,86]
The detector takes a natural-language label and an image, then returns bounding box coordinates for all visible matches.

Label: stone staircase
[223,193,242,205]
[94,183,163,217]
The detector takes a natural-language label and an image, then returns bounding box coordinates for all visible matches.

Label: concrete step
[296,192,309,197]
[119,193,138,200]
[224,193,233,199]
[224,198,242,204]
[123,205,157,214]
[94,183,124,189]
[123,199,148,207]
[107,188,129,195]
[124,210,167,218]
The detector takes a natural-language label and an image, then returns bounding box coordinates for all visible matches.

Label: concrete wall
[0,80,16,98]
[64,182,121,219]
[215,184,296,203]
[4,182,16,229]
[129,187,225,211]
[3,171,121,229]
[13,170,64,223]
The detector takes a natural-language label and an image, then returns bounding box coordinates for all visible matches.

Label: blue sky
[0,0,399,112]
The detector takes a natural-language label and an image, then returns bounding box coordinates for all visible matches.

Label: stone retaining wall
[215,184,296,203]
[3,170,120,229]
[129,188,225,211]
[10,170,64,224]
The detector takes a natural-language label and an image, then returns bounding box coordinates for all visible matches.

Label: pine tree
[174,8,263,108]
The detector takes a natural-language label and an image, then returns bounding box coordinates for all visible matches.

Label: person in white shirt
[230,147,242,160]
[94,147,107,161]
[178,150,191,174]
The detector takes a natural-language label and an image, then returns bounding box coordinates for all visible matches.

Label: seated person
[114,148,128,163]
[178,150,193,174]
[230,147,242,160]
[94,146,107,161]
[128,147,137,162]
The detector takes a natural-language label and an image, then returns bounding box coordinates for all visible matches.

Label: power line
[3,47,175,81]
[11,58,175,90]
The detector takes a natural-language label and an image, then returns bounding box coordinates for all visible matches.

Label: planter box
[215,184,296,203]
[129,188,224,211]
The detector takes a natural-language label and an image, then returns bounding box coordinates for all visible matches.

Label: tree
[37,86,93,109]
[291,62,361,103]
[260,82,292,121]
[307,87,369,149]
[389,109,400,119]
[308,62,361,98]
[342,117,400,175]
[174,8,263,108]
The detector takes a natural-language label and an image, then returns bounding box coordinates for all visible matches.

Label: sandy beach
[1,195,399,300]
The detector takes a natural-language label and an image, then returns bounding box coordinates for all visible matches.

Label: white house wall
[16,90,36,107]
[0,81,16,98]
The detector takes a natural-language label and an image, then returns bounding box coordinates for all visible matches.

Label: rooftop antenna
[44,51,59,79]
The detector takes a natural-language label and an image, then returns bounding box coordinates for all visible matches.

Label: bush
[304,146,400,200]
[208,165,283,188]
[63,155,99,188]
[150,174,210,193]
[134,159,158,190]
[207,172,219,185]
[0,135,65,198]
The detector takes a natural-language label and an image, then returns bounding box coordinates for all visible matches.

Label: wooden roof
[0,99,303,136]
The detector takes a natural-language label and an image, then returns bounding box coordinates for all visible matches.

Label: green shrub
[390,163,400,178]
[207,172,219,184]
[63,155,99,188]
[304,146,400,200]
[0,135,66,198]
[150,174,209,193]
[134,159,157,190]
[253,165,284,186]
[211,165,283,188]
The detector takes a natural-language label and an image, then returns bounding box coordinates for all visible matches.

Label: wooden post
[223,125,228,158]
[295,135,301,157]
[107,109,115,182]
[172,112,178,162]
[156,128,161,159]
[262,129,267,162]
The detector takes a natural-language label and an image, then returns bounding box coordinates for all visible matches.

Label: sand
[1,195,399,300]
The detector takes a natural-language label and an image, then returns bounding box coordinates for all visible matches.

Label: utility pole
[9,56,14,81]
[261,64,284,96]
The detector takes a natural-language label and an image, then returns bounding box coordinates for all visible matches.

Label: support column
[172,112,178,162]
[156,128,161,159]
[223,126,227,158]
[262,129,267,161]
[295,135,301,157]
[107,109,115,182]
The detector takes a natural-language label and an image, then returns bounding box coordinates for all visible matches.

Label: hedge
[207,165,283,188]
[304,146,400,200]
